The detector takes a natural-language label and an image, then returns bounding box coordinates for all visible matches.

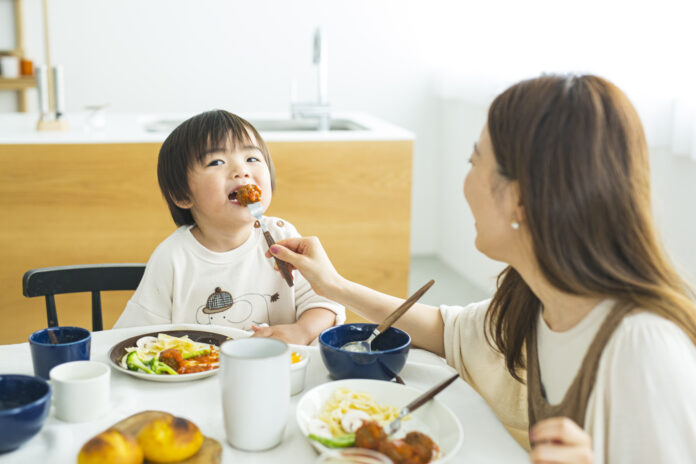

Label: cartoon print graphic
[195,287,280,330]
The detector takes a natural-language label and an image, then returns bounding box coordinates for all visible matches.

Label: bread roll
[77,429,143,464]
[136,415,203,463]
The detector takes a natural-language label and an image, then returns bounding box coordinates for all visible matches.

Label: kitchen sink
[142,118,366,133]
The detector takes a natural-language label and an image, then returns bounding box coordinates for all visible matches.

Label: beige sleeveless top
[526,305,630,428]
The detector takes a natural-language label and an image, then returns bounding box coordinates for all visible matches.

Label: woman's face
[463,126,521,263]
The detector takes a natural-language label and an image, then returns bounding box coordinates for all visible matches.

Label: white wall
[3,0,696,290]
[2,0,446,254]
[440,94,696,294]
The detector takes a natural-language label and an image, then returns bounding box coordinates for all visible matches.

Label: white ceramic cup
[0,56,19,78]
[220,338,290,451]
[49,360,110,422]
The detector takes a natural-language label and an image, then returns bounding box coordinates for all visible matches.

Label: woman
[269,75,696,463]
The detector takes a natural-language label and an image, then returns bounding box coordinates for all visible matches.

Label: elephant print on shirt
[195,287,280,330]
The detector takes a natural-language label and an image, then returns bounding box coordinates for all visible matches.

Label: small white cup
[49,360,110,422]
[220,338,290,451]
[0,56,20,78]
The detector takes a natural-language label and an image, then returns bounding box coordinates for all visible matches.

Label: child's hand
[251,323,313,345]
[529,417,593,464]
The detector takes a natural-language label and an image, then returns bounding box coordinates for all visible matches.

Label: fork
[384,373,459,436]
[247,202,294,287]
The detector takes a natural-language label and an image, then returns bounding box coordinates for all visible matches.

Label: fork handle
[374,279,434,334]
[262,230,294,287]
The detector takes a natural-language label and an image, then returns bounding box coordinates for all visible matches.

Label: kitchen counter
[0,112,413,144]
[0,112,414,344]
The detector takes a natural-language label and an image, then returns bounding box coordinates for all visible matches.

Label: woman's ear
[508,181,525,225]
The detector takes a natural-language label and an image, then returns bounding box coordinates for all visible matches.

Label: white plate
[107,328,247,383]
[296,378,463,462]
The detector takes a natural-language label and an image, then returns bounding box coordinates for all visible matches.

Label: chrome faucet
[291,27,330,131]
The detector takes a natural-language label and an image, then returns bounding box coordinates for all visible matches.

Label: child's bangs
[191,113,257,164]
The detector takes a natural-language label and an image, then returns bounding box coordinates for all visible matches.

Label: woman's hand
[266,236,343,298]
[529,417,593,464]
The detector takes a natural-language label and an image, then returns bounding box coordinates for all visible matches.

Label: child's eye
[247,156,261,163]
[207,159,224,167]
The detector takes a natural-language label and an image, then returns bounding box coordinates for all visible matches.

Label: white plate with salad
[107,330,237,382]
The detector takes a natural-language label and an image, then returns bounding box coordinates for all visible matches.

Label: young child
[114,110,345,345]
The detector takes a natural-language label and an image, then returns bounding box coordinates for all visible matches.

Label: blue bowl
[0,374,52,453]
[29,326,91,380]
[319,323,411,381]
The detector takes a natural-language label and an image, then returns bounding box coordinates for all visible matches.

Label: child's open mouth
[228,191,238,202]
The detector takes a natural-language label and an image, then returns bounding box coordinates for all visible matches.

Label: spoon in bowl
[341,279,435,353]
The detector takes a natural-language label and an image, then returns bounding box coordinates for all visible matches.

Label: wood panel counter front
[0,141,412,344]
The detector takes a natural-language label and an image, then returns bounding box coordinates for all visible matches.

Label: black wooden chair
[22,264,146,331]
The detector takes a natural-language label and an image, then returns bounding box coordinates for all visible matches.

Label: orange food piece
[355,421,439,464]
[291,352,302,364]
[160,347,219,374]
[236,184,262,205]
[355,421,387,451]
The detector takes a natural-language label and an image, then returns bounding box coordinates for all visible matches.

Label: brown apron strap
[527,303,632,430]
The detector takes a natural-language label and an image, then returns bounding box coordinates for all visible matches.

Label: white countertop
[0,324,526,464]
[0,112,414,144]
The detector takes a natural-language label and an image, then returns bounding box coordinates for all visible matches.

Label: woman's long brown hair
[484,75,696,382]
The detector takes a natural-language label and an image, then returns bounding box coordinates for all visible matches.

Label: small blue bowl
[29,326,91,380]
[319,323,411,381]
[0,374,52,453]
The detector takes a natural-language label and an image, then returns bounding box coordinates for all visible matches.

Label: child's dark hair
[157,109,276,226]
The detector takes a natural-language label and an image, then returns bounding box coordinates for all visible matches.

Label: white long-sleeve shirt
[115,218,345,330]
[441,299,696,463]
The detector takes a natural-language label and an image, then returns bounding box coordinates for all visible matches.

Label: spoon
[384,372,459,435]
[48,328,59,344]
[341,279,435,352]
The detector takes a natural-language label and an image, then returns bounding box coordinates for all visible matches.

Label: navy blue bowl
[0,374,51,453]
[319,323,411,381]
[29,326,91,380]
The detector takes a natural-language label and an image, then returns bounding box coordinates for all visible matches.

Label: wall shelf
[0,76,36,91]
[2,0,33,112]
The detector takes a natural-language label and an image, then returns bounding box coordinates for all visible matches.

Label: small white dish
[296,378,463,463]
[290,347,310,396]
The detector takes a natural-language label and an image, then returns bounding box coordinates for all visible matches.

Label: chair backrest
[22,264,146,331]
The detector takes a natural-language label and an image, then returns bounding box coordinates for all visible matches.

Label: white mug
[49,360,110,422]
[220,338,290,451]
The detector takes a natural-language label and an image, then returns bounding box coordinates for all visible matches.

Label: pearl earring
[511,221,520,230]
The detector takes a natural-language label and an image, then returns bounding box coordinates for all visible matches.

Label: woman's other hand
[266,236,342,297]
[529,417,593,464]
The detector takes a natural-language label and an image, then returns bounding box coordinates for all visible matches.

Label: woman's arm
[268,237,445,355]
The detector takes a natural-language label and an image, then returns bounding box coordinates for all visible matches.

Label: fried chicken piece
[404,431,439,463]
[354,420,388,451]
[235,184,262,206]
[159,348,183,371]
[378,438,419,464]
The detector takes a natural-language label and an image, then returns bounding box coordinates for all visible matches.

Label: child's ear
[173,195,192,209]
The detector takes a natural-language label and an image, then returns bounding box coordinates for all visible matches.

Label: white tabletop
[0,324,526,463]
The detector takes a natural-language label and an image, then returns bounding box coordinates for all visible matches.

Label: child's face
[178,131,272,231]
